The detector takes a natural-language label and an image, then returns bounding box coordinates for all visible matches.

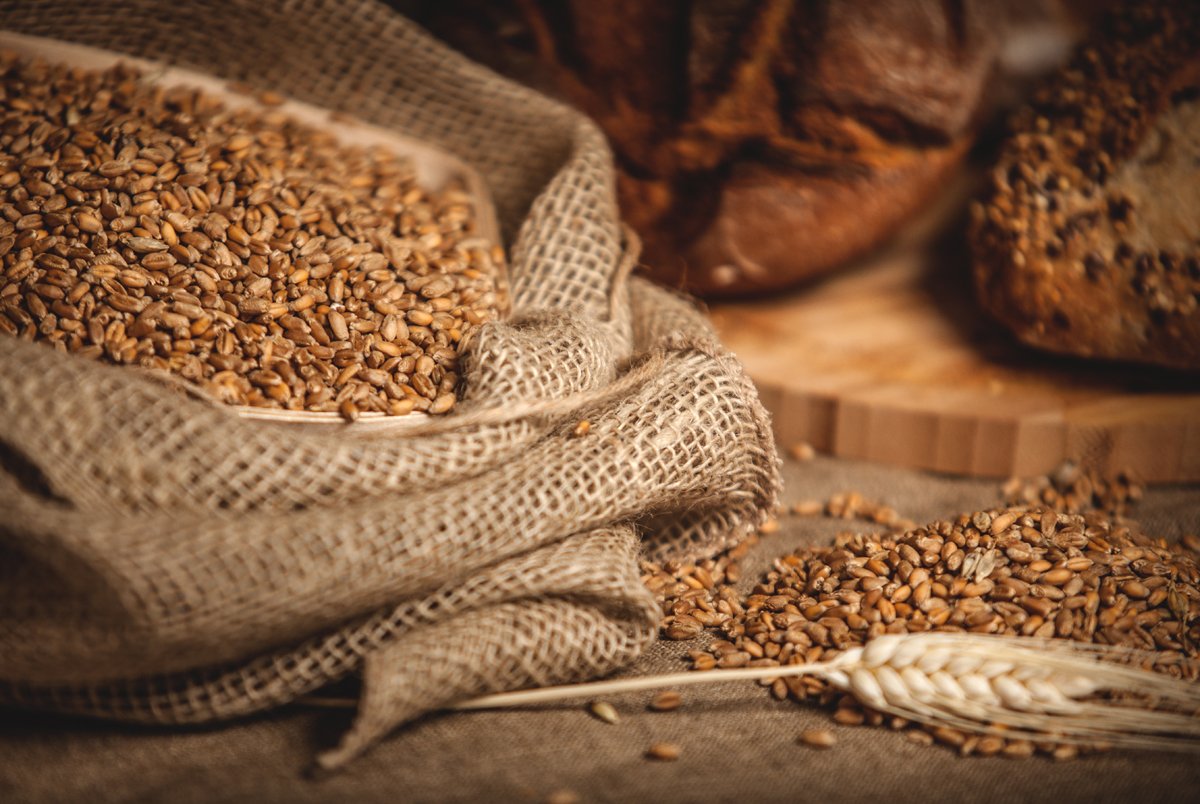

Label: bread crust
[519,0,1007,297]
[970,3,1200,370]
[647,139,968,295]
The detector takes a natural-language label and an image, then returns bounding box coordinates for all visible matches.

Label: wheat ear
[303,632,1200,752]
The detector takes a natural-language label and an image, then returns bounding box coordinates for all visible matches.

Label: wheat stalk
[304,633,1200,752]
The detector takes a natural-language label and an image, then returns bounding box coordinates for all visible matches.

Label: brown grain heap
[1001,460,1144,518]
[971,2,1200,369]
[678,505,1200,757]
[0,54,506,418]
[642,524,765,643]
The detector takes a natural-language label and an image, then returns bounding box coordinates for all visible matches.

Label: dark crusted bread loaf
[402,0,1086,296]
[513,0,1011,296]
[970,2,1200,370]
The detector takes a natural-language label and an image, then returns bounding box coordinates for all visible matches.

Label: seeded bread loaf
[970,3,1200,370]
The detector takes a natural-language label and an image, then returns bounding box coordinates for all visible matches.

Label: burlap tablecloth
[3,454,1197,804]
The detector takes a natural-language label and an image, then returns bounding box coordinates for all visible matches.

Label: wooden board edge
[752,375,1200,483]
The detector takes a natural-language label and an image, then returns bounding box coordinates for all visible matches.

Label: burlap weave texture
[0,0,779,766]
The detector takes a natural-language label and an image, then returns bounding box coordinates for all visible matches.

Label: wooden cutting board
[708,174,1200,483]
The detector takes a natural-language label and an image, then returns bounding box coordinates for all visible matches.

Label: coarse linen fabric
[1,455,1198,803]
[0,0,779,768]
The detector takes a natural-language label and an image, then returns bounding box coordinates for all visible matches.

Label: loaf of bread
[511,0,1014,296]
[970,2,1200,370]
[407,0,1086,296]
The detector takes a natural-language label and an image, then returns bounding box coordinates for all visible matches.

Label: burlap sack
[0,0,779,767]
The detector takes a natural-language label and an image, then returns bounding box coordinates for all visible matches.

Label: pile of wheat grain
[0,54,506,419]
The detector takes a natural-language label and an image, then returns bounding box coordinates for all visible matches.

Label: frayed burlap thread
[0,0,779,767]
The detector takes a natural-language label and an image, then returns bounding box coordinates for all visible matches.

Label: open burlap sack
[0,0,779,767]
